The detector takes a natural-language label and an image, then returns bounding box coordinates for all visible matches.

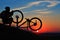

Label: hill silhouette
[0,24,60,40]
[0,24,39,39]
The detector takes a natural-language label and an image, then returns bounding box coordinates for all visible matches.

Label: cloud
[44,0,56,1]
[11,1,41,10]
[36,1,60,8]
[36,11,52,14]
[40,0,60,1]
[47,2,59,7]
[24,10,52,14]
[33,10,52,14]
[11,1,60,11]
[23,10,53,19]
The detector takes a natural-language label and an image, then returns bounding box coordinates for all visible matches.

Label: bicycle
[12,10,42,31]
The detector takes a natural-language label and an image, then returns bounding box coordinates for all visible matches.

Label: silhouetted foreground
[0,24,38,39]
[0,24,60,40]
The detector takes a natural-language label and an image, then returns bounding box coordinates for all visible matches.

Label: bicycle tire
[12,10,24,23]
[29,17,42,31]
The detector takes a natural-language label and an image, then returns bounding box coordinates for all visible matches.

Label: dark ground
[0,24,60,40]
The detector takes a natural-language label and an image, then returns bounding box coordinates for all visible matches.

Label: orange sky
[0,14,60,35]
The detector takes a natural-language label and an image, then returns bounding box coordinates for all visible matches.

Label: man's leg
[9,18,13,27]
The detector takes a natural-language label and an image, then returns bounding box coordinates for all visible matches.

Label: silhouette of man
[0,6,14,26]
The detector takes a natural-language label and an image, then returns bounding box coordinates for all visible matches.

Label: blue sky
[0,0,60,21]
[0,0,37,11]
[0,0,60,14]
[0,0,60,19]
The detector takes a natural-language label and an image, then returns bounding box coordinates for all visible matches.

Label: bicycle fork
[19,18,31,30]
[16,15,19,27]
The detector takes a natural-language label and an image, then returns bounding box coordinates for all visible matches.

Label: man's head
[5,6,10,12]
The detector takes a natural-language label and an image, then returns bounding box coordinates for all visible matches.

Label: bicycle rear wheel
[12,10,24,23]
[29,17,42,31]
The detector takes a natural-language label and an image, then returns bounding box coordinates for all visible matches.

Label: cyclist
[0,6,14,26]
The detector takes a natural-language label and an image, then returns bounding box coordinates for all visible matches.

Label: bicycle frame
[18,18,35,30]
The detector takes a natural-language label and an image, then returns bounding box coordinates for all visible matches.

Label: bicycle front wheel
[29,17,42,31]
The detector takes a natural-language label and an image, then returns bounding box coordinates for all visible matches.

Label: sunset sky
[0,0,60,34]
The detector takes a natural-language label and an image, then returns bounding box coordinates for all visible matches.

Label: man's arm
[10,10,14,16]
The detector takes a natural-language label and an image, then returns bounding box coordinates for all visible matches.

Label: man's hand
[11,10,15,13]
